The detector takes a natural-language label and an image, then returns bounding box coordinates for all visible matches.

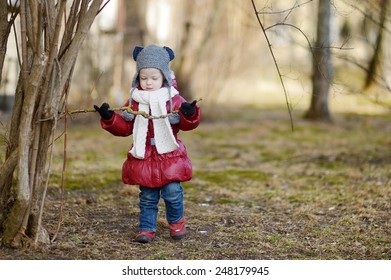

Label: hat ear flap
[163,46,175,61]
[133,46,144,61]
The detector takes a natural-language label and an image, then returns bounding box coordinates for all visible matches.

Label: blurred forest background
[0,0,390,258]
[1,0,391,117]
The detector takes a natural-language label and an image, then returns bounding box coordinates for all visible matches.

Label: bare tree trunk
[0,0,17,87]
[171,0,195,101]
[114,0,144,95]
[124,0,144,58]
[0,0,11,226]
[305,0,333,121]
[364,0,388,89]
[0,0,9,85]
[0,0,104,248]
[173,0,223,101]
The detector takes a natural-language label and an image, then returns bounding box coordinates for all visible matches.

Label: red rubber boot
[134,231,155,243]
[169,217,187,240]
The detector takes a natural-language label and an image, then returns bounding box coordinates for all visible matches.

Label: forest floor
[0,105,390,260]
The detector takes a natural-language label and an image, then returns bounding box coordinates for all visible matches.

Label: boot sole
[171,233,186,240]
[134,236,155,243]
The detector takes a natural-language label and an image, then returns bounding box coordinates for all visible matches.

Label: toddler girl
[94,45,201,243]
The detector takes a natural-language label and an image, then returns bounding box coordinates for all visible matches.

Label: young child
[94,45,201,243]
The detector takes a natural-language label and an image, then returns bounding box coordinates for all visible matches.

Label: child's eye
[140,77,147,80]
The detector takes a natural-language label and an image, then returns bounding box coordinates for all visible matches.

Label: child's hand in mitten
[179,100,197,117]
[94,103,113,120]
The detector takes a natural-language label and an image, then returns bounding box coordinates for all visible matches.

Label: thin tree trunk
[0,0,104,248]
[305,0,333,121]
[173,0,223,101]
[1,53,47,246]
[0,0,11,86]
[364,0,388,89]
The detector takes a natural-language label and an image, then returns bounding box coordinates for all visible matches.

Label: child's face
[139,68,164,91]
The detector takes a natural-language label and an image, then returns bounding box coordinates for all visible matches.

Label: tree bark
[364,0,388,89]
[305,0,333,121]
[2,53,47,246]
[173,0,223,101]
[0,0,15,87]
[0,0,104,248]
[0,2,8,86]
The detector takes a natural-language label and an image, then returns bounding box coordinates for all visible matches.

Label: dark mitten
[179,100,197,117]
[94,103,113,120]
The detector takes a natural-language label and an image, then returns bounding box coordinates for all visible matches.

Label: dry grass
[0,105,390,259]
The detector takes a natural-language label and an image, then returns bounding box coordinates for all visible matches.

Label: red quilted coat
[100,94,201,188]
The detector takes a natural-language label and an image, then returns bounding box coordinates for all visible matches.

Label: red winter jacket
[100,94,201,188]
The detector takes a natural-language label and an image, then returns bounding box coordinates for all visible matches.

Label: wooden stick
[66,98,202,119]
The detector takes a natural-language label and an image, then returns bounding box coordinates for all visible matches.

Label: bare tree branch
[257,0,314,15]
[340,0,391,35]
[251,0,294,131]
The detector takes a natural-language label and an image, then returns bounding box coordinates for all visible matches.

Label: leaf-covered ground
[1,106,390,259]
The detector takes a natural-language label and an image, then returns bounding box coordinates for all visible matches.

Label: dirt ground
[0,106,390,259]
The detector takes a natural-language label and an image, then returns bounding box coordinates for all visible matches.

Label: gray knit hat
[131,45,175,88]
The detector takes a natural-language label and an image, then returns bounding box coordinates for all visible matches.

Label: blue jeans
[139,182,184,232]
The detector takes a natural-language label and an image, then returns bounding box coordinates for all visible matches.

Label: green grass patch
[195,169,270,185]
[50,168,121,190]
[1,105,390,260]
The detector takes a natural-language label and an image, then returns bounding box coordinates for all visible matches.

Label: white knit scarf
[130,87,179,159]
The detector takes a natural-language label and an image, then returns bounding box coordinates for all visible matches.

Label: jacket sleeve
[100,112,134,137]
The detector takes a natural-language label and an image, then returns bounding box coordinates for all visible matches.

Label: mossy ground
[0,105,390,259]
